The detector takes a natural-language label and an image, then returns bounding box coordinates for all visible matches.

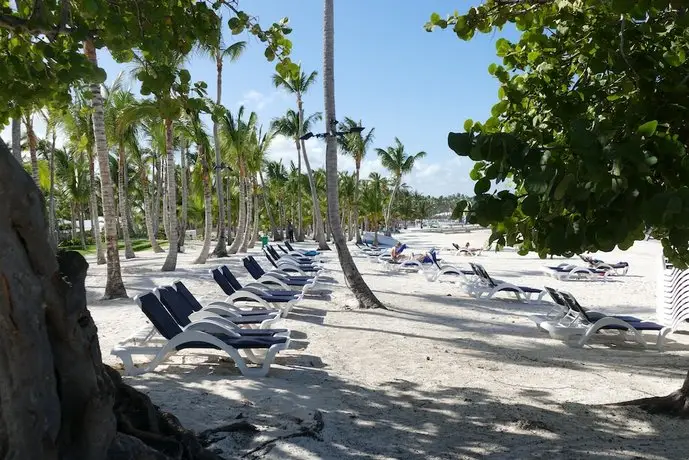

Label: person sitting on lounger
[391,242,406,261]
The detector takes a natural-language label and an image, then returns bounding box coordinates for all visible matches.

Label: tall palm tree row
[272,68,330,250]
[5,22,446,305]
[221,106,257,254]
[198,17,247,258]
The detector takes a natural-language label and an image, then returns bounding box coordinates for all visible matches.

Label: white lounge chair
[111,292,289,377]
[467,263,547,303]
[537,290,677,349]
[542,263,610,281]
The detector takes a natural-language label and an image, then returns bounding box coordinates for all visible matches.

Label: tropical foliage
[427,0,689,267]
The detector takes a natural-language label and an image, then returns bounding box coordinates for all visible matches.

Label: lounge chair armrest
[225,291,274,310]
[257,276,290,290]
[243,283,272,292]
[185,318,242,337]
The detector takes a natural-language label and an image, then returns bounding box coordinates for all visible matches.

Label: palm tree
[272,67,321,244]
[376,138,426,235]
[105,87,140,259]
[64,90,106,265]
[40,108,61,247]
[221,106,257,254]
[265,160,288,237]
[252,127,279,242]
[186,114,214,264]
[360,173,387,245]
[199,20,247,257]
[338,117,375,243]
[128,51,188,271]
[11,117,21,163]
[23,113,39,185]
[84,40,127,298]
[322,0,384,308]
[338,171,356,238]
[135,122,165,252]
[270,109,328,248]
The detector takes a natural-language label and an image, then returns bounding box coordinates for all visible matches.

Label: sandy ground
[87,229,689,459]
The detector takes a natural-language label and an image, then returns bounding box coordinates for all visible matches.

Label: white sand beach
[88,229,689,459]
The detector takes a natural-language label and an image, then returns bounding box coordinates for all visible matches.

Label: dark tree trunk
[618,370,689,417]
[322,0,385,309]
[0,137,221,460]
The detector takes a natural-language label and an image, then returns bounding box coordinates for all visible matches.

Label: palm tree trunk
[84,40,127,298]
[48,129,57,248]
[118,143,135,259]
[70,206,77,241]
[162,160,170,241]
[143,180,163,252]
[300,136,329,250]
[124,165,135,236]
[248,185,259,248]
[226,175,233,241]
[228,171,247,254]
[194,144,213,264]
[79,208,86,249]
[88,154,106,264]
[259,171,279,241]
[212,52,228,257]
[178,139,188,253]
[354,166,362,243]
[239,178,252,253]
[24,116,39,185]
[384,179,400,236]
[152,155,161,237]
[322,0,384,308]
[295,139,305,242]
[161,118,178,271]
[11,117,21,163]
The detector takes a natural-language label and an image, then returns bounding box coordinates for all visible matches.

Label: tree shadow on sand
[125,358,689,459]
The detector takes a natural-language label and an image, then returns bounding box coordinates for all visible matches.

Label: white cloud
[405,156,473,197]
[236,90,284,112]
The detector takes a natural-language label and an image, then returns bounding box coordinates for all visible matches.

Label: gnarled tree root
[615,371,689,418]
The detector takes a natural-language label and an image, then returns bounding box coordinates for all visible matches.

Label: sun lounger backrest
[544,287,567,306]
[285,241,295,252]
[137,292,183,340]
[221,266,244,291]
[267,246,281,260]
[560,292,593,323]
[157,286,195,327]
[278,245,288,254]
[172,281,204,313]
[243,258,264,279]
[248,257,267,276]
[431,251,442,269]
[471,263,496,287]
[211,268,236,295]
[263,248,278,268]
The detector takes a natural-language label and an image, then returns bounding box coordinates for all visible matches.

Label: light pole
[299,119,364,141]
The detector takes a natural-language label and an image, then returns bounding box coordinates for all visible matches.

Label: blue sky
[5,1,515,196]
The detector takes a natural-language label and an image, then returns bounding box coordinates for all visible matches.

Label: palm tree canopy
[376,137,427,179]
[338,117,375,167]
[272,66,318,96]
[271,110,322,140]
